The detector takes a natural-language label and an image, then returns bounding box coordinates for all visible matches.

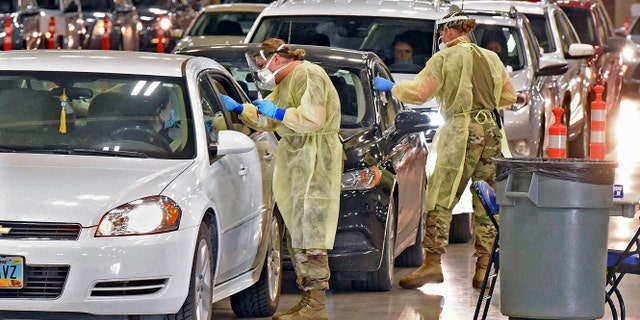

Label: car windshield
[524,13,556,53]
[133,0,171,9]
[189,11,261,36]
[0,72,195,159]
[562,6,598,46]
[81,0,115,12]
[250,16,436,68]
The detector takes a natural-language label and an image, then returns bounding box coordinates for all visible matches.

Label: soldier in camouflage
[373,9,516,289]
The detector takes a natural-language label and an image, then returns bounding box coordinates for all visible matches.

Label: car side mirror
[393,111,431,138]
[565,43,595,59]
[604,36,626,53]
[535,56,568,77]
[209,130,256,157]
[614,26,627,37]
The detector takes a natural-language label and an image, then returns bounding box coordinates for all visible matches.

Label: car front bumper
[0,225,198,316]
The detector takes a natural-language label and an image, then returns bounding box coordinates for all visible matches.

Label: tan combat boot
[472,255,490,289]
[398,252,443,289]
[272,290,311,320]
[277,290,327,320]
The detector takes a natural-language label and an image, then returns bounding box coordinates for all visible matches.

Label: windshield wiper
[0,148,16,153]
[27,148,148,158]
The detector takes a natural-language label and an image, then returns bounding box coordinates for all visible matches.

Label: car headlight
[95,196,181,237]
[507,90,530,111]
[342,166,381,191]
[159,17,172,31]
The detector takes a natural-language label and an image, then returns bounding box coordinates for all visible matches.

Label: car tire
[230,212,283,317]
[395,215,424,268]
[352,198,395,292]
[449,212,473,244]
[169,221,214,320]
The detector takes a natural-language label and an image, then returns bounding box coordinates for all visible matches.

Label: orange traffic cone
[47,16,56,49]
[590,85,606,160]
[4,16,12,51]
[101,15,111,50]
[548,107,567,159]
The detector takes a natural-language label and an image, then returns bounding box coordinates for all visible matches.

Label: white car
[0,50,282,319]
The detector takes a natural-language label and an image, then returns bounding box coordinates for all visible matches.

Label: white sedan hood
[0,153,193,226]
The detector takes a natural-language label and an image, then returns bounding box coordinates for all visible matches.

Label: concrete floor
[212,214,640,320]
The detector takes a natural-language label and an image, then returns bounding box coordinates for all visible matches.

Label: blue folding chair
[471,180,501,320]
[605,217,640,320]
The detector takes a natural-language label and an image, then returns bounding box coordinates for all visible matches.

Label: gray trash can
[494,158,617,320]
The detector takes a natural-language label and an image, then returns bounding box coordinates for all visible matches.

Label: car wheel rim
[195,238,212,320]
[268,216,282,302]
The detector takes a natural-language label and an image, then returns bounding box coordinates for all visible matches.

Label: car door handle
[263,152,274,162]
[239,167,248,177]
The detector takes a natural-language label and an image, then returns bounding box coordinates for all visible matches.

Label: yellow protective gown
[239,61,343,249]
[391,42,516,211]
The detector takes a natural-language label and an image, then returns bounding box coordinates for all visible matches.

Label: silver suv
[507,0,596,158]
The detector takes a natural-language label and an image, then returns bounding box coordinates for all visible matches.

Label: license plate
[0,256,24,289]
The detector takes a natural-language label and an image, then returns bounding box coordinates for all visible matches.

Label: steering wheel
[110,126,172,152]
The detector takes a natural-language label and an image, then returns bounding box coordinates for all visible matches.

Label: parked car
[0,0,43,50]
[558,0,625,133]
[0,50,282,319]
[173,3,267,52]
[37,0,83,49]
[506,0,596,158]
[176,43,432,291]
[80,0,141,50]
[134,0,196,52]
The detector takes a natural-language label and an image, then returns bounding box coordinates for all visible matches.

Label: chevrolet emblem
[0,225,11,235]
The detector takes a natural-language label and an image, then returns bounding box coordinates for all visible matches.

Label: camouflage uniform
[422,115,501,257]
[287,233,330,291]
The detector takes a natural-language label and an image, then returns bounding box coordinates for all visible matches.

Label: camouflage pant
[287,232,330,291]
[423,119,501,257]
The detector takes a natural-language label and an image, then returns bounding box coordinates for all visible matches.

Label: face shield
[245,44,288,95]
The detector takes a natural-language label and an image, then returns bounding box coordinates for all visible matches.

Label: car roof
[201,3,268,12]
[259,0,451,19]
[0,50,221,77]
[177,43,373,69]
[457,0,552,15]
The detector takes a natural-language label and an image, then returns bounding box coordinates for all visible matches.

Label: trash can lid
[494,158,618,185]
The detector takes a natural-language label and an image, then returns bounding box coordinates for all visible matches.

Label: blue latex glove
[254,99,286,121]
[221,94,243,113]
[374,77,395,91]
